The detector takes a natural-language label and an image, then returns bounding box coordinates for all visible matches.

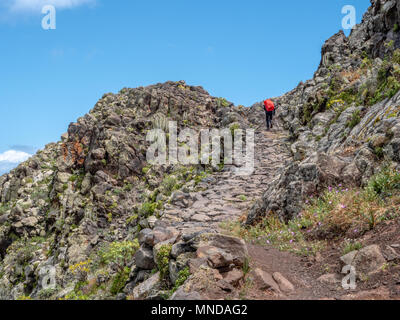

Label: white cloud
[0,150,31,163]
[6,0,95,12]
[0,150,32,176]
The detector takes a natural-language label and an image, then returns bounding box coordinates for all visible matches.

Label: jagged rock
[135,245,156,270]
[223,269,244,287]
[171,241,193,259]
[129,272,161,300]
[197,246,234,269]
[138,229,154,246]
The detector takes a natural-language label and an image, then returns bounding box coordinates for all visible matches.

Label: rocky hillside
[0,80,259,299]
[1,0,400,300]
[247,0,400,224]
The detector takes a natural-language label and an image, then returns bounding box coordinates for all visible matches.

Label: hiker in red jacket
[264,99,276,130]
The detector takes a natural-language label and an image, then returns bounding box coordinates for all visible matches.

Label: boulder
[191,233,248,268]
[135,245,156,270]
[250,268,280,292]
[272,272,295,293]
[340,245,387,278]
[223,269,244,287]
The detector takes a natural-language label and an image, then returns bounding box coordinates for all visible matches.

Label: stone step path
[157,128,292,234]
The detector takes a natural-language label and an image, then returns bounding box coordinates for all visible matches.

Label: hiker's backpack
[264,99,275,112]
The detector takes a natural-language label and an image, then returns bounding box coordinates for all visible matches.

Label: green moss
[369,76,400,105]
[0,203,10,215]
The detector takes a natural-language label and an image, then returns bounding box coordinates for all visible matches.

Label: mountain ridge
[1,0,400,300]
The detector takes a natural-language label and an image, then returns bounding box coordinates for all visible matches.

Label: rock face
[0,0,400,301]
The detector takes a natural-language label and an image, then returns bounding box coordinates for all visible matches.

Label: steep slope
[1,0,400,301]
[247,0,400,224]
[0,81,251,299]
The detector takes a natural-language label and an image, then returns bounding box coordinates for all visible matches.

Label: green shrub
[161,176,178,196]
[174,267,190,288]
[110,267,130,295]
[342,241,363,255]
[229,123,241,137]
[367,166,400,198]
[99,240,139,271]
[393,49,400,64]
[155,244,172,280]
[216,98,230,108]
[139,202,157,216]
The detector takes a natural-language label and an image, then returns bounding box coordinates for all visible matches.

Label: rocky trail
[155,124,400,301]
[158,128,291,234]
[151,124,337,301]
[3,0,400,300]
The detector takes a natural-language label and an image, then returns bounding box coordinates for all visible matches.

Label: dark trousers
[265,111,274,129]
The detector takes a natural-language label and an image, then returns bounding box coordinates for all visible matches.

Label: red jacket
[264,99,275,112]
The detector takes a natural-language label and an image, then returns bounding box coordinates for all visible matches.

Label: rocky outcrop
[0,81,250,300]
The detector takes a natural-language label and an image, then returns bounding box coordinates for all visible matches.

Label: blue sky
[0,0,370,174]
